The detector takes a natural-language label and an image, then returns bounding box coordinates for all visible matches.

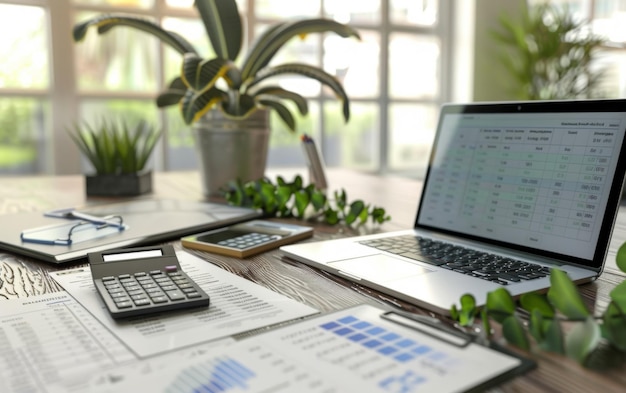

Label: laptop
[281,99,626,315]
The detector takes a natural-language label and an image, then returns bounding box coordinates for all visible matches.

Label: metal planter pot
[193,109,270,197]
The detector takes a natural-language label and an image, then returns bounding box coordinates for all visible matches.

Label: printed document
[81,304,531,393]
[50,251,318,357]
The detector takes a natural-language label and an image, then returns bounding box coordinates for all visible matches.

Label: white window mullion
[49,0,80,174]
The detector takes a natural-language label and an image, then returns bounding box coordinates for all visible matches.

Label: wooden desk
[1,169,626,392]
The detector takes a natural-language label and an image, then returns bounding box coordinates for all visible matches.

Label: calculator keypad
[97,266,209,318]
[217,232,281,249]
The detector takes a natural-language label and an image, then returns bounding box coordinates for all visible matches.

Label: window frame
[1,0,454,175]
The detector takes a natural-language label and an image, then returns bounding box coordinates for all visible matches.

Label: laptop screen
[416,100,626,269]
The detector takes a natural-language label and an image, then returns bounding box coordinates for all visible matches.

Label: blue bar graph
[166,357,256,393]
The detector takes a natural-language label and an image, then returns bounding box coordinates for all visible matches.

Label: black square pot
[85,170,152,197]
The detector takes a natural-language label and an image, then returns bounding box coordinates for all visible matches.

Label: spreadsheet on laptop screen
[417,111,626,260]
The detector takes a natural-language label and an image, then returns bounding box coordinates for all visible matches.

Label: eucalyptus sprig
[451,244,626,367]
[223,175,390,226]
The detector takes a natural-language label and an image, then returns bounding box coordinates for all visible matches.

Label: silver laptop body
[282,100,626,314]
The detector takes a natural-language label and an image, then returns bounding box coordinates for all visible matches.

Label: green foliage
[491,3,606,100]
[223,175,390,227]
[73,0,360,130]
[451,255,626,367]
[68,119,161,175]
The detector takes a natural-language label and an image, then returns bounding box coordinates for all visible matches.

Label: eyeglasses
[21,215,126,246]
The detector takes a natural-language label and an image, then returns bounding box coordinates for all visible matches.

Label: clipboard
[83,303,535,392]
[303,304,536,393]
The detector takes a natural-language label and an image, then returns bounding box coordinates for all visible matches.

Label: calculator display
[103,249,163,262]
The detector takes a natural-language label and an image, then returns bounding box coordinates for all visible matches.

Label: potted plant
[68,118,161,197]
[491,3,606,100]
[73,0,360,196]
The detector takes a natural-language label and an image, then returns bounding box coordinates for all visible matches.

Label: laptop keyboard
[359,235,551,285]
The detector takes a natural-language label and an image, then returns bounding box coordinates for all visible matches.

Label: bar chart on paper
[166,357,255,393]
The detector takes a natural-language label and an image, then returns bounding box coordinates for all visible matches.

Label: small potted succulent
[68,118,161,196]
[72,0,360,196]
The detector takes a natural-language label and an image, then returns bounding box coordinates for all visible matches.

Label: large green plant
[492,3,606,100]
[451,245,626,367]
[73,0,360,131]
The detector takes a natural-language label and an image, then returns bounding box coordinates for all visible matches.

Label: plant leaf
[616,241,626,273]
[609,281,626,310]
[241,18,360,81]
[156,77,188,107]
[253,86,309,115]
[294,190,310,217]
[181,54,231,92]
[602,302,626,351]
[249,63,351,122]
[73,14,196,54]
[502,315,530,350]
[481,309,492,337]
[345,200,365,226]
[257,98,296,132]
[324,208,339,225]
[181,88,227,125]
[458,293,476,326]
[486,287,516,323]
[520,292,555,318]
[565,316,601,364]
[547,268,589,319]
[310,191,327,211]
[536,312,565,354]
[194,0,242,61]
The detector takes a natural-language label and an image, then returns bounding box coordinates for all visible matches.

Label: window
[0,0,449,177]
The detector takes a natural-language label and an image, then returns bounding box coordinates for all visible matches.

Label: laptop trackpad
[328,255,433,282]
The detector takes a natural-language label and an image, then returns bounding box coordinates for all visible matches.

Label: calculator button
[186,291,201,298]
[134,272,147,277]
[151,296,168,304]
[141,283,158,290]
[146,288,163,295]
[177,283,193,289]
[149,270,163,275]
[118,274,131,280]
[110,292,128,298]
[160,285,177,292]
[114,296,131,303]
[165,265,178,272]
[133,299,151,307]
[102,276,115,282]
[107,289,126,296]
[181,287,197,293]
[165,290,186,301]
[127,289,144,296]
[131,294,148,301]
[115,301,132,309]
